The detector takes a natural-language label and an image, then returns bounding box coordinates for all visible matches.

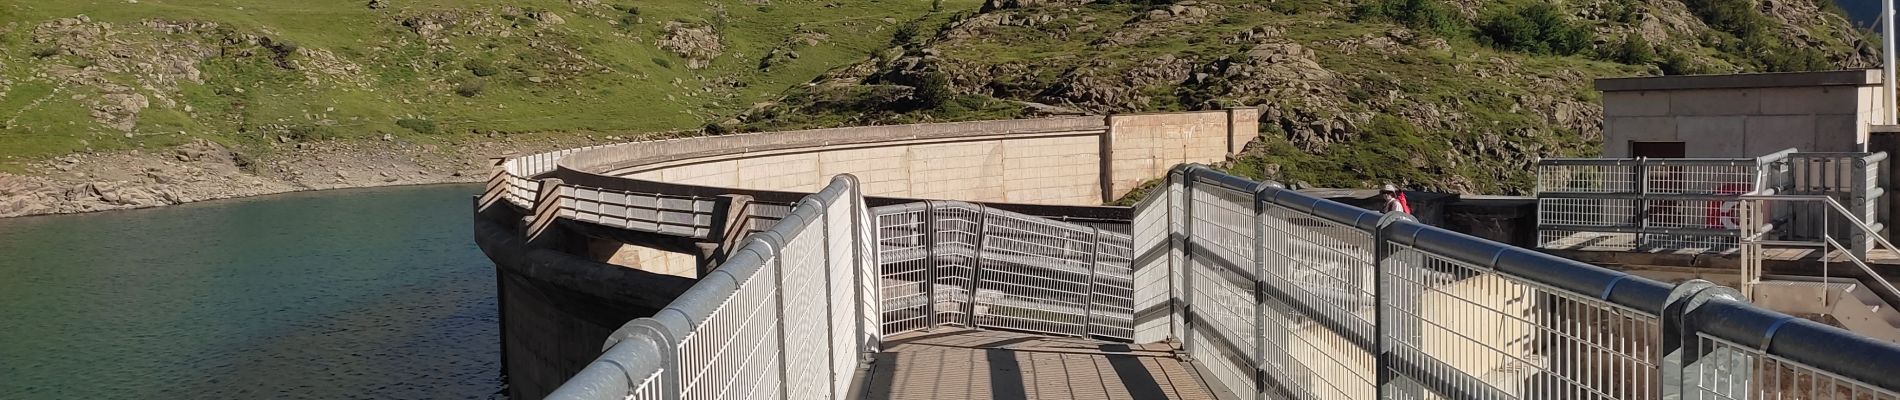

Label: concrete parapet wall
[558,110,1251,206]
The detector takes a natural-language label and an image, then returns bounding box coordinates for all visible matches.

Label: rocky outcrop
[659,22,723,69]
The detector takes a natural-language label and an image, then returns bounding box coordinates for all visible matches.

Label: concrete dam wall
[475,110,1257,399]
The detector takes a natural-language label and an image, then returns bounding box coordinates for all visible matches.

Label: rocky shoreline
[0,135,606,219]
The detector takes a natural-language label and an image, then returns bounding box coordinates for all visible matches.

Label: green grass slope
[735,0,1877,195]
[0,0,978,170]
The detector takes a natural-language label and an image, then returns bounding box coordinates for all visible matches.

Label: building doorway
[1630,141,1686,159]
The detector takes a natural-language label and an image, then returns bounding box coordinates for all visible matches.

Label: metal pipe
[1887,0,1897,132]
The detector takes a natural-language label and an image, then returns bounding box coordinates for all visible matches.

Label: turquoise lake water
[0,184,502,399]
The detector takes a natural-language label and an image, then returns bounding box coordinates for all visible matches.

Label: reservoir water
[0,184,501,399]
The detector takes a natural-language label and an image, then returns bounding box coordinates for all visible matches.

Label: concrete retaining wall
[563,110,1254,205]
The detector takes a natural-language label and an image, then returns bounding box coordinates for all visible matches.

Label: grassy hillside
[734,0,1877,194]
[0,0,978,171]
[0,0,1879,195]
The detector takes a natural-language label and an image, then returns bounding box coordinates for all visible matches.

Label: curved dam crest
[477,110,1256,398]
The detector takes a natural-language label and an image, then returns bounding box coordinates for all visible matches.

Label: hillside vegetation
[0,0,976,171]
[0,0,1880,197]
[735,0,1877,194]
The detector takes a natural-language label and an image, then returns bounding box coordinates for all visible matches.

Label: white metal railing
[870,201,1137,341]
[543,165,1900,400]
[1536,151,1888,254]
[1535,150,1795,253]
[1738,194,1900,304]
[547,176,877,400]
[1137,165,1900,400]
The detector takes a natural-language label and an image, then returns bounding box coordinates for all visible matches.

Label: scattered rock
[658,22,723,69]
[530,11,565,25]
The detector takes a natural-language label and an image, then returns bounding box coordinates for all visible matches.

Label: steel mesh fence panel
[932,204,981,327]
[1687,335,1900,400]
[1538,198,1638,229]
[1131,184,1175,343]
[855,196,881,355]
[1170,180,1188,340]
[1257,203,1378,400]
[822,199,857,398]
[972,209,1096,337]
[1186,182,1259,398]
[1090,232,1137,340]
[630,369,665,400]
[1383,243,1660,400]
[1645,164,1760,195]
[873,206,931,336]
[678,255,783,400]
[1539,164,1636,194]
[1538,229,1638,251]
[778,226,831,400]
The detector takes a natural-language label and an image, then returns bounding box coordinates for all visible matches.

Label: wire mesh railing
[1131,165,1900,400]
[1534,151,1888,255]
[546,176,878,400]
[1535,151,1797,253]
[869,201,1137,341]
[541,161,1900,400]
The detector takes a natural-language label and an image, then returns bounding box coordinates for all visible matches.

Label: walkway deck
[861,329,1216,400]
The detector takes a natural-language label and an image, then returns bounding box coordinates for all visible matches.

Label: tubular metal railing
[1534,150,1795,253]
[1137,165,1900,400]
[871,200,1136,341]
[1535,151,1888,255]
[1738,194,1900,305]
[542,161,1900,400]
[547,175,879,400]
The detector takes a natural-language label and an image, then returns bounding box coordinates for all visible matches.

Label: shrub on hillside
[1354,0,1465,36]
[1682,0,1833,72]
[1604,34,1656,65]
[1477,3,1591,55]
[892,22,922,46]
[454,78,486,97]
[396,118,438,135]
[910,72,955,110]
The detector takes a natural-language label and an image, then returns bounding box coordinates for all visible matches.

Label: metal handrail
[1741,194,1896,251]
[1740,194,1900,308]
[540,162,1900,400]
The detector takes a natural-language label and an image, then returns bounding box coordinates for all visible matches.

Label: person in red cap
[1379,184,1411,214]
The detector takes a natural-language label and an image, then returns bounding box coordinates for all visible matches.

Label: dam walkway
[864,329,1212,400]
[513,165,1900,400]
[471,113,1900,400]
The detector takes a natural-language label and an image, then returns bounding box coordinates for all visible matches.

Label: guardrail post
[922,201,939,330]
[845,175,876,360]
[1251,182,1272,400]
[1372,211,1416,400]
[479,157,510,211]
[1180,168,1198,361]
[1166,169,1183,344]
[525,178,565,245]
[702,194,756,276]
[803,198,840,400]
[965,205,988,328]
[1635,158,1651,249]
[765,231,793,400]
[1084,226,1101,339]
[1659,279,1728,399]
[1854,156,1872,259]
